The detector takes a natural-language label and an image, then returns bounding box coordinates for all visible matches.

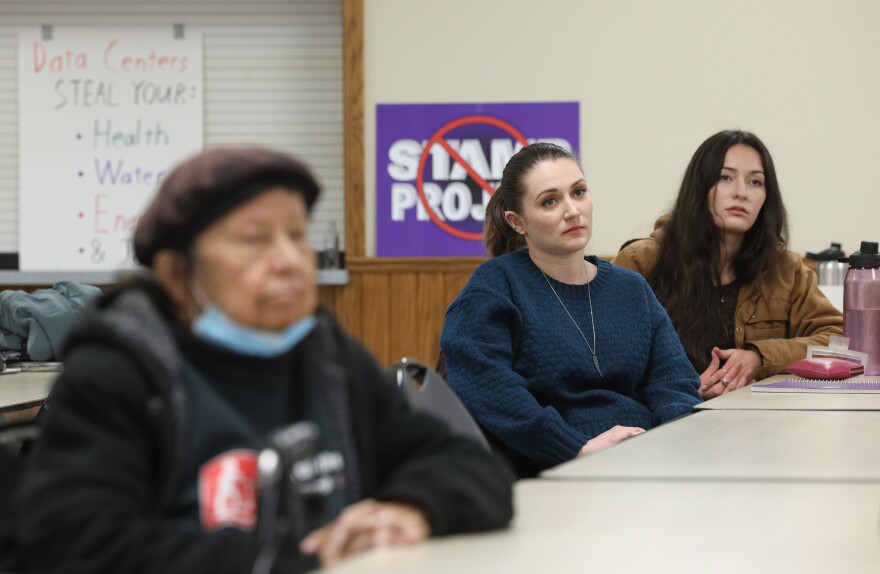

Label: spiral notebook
[752,378,880,394]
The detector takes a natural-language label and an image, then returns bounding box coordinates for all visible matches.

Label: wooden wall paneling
[359,272,391,365]
[415,270,449,367]
[387,271,419,366]
[442,269,472,310]
[317,285,340,315]
[342,0,364,258]
[331,272,364,343]
[346,257,485,274]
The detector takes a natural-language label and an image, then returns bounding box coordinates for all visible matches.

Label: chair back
[390,357,490,451]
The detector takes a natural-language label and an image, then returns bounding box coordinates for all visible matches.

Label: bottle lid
[840,240,880,268]
[806,242,845,261]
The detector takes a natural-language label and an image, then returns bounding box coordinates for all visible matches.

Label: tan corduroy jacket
[612,218,843,379]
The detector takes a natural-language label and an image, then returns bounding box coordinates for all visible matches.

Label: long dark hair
[647,130,788,370]
[484,142,579,257]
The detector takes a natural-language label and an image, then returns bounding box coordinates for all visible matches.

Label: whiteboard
[1,1,345,280]
[17,27,203,271]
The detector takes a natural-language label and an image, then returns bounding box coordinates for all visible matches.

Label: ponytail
[484,191,525,258]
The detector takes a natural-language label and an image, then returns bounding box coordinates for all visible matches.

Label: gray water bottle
[806,242,847,285]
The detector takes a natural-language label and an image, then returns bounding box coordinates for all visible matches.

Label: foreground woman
[16,147,512,573]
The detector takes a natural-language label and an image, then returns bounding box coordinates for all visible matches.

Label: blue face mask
[192,305,316,358]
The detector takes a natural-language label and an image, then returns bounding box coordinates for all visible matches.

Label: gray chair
[433,350,530,479]
[390,357,490,451]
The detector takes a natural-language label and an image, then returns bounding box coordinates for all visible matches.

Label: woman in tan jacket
[613,130,841,399]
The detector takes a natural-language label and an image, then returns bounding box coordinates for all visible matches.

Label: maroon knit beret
[134,146,321,267]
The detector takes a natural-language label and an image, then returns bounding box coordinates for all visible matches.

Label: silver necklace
[540,267,603,377]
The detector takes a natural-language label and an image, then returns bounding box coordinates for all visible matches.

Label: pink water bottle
[842,241,880,375]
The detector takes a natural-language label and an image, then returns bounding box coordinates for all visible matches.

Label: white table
[324,480,880,574]
[542,410,880,482]
[0,370,57,422]
[696,375,880,411]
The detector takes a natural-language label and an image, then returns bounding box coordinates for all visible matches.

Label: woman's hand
[579,425,645,457]
[700,347,761,398]
[299,499,431,566]
[699,348,729,398]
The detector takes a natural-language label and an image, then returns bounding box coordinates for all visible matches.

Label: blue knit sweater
[441,250,701,469]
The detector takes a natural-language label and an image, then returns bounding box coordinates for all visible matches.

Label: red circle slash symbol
[416,115,528,241]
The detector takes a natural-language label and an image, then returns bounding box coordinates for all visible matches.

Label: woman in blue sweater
[441,143,702,477]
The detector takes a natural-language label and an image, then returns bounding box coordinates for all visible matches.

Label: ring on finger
[720,379,730,386]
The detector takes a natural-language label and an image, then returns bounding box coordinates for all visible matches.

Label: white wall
[364,0,880,257]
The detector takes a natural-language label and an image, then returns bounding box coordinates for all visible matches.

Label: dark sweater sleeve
[16,344,256,574]
[638,282,703,423]
[342,333,513,536]
[441,288,588,465]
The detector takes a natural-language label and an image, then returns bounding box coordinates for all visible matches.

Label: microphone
[252,421,320,574]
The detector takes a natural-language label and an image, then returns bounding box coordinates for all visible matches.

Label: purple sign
[376,102,580,257]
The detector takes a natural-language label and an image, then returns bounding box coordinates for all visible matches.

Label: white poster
[17,27,203,271]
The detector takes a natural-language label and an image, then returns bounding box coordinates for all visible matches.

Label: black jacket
[16,287,513,573]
